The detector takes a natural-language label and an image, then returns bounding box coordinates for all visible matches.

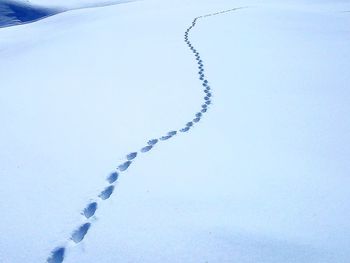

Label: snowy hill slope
[0,0,350,262]
[0,0,133,27]
[0,0,58,28]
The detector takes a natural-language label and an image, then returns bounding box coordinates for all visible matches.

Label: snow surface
[0,0,350,262]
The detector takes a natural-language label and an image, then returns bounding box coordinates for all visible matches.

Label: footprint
[180,127,190,132]
[118,161,132,172]
[148,139,158,146]
[47,247,65,263]
[193,117,201,123]
[186,122,193,127]
[168,130,177,136]
[141,145,153,153]
[99,185,115,200]
[207,93,212,97]
[126,152,137,161]
[83,202,98,219]
[107,172,119,184]
[71,223,91,243]
[204,80,208,83]
[204,90,209,94]
[205,100,211,105]
[204,96,210,101]
[201,108,207,113]
[202,104,208,109]
[160,135,172,141]
[195,112,202,118]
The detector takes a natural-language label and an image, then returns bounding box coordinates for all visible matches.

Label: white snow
[0,0,349,262]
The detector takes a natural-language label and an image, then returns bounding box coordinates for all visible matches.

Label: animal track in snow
[71,223,91,243]
[99,185,115,200]
[107,172,119,184]
[160,135,172,141]
[168,131,177,136]
[83,202,98,219]
[141,145,153,153]
[118,161,132,171]
[127,152,138,161]
[148,139,158,145]
[47,247,65,263]
[180,127,190,133]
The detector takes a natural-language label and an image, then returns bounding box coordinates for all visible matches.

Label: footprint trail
[47,7,242,263]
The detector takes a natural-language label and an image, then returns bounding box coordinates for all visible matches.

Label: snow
[0,0,350,262]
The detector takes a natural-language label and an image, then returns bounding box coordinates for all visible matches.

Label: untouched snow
[0,0,350,262]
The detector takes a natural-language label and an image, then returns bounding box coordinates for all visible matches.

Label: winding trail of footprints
[47,7,241,263]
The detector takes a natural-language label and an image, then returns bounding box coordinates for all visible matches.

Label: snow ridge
[47,7,241,263]
[0,0,134,28]
[0,0,58,28]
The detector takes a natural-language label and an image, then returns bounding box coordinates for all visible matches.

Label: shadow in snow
[0,0,58,28]
[0,0,135,28]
